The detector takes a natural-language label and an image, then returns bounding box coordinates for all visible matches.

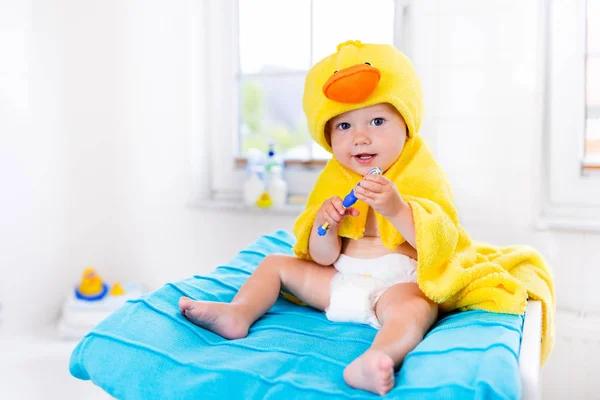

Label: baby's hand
[354,174,407,218]
[316,196,360,231]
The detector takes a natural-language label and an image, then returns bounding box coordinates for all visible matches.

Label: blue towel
[70,230,524,399]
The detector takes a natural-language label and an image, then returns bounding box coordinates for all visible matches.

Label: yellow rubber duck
[109,282,125,296]
[75,267,108,300]
[256,192,273,208]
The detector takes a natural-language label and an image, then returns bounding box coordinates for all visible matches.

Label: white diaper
[325,253,417,329]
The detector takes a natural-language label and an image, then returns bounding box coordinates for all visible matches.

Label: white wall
[0,0,137,330]
[1,0,599,397]
[0,0,75,331]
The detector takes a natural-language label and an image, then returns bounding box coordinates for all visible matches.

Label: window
[542,0,600,229]
[237,0,397,161]
[586,0,600,167]
[203,0,410,201]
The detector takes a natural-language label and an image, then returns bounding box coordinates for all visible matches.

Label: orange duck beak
[322,63,381,103]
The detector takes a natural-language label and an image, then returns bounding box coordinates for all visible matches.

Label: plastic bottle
[265,140,283,173]
[267,165,288,209]
[243,166,265,207]
[245,148,265,180]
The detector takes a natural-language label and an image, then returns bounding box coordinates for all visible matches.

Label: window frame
[202,0,410,201]
[539,0,600,230]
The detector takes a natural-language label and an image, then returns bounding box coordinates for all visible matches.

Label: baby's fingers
[359,178,385,193]
[326,205,344,224]
[330,196,346,215]
[344,207,360,217]
[354,186,375,202]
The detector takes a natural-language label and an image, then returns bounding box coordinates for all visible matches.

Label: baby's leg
[179,254,335,339]
[343,283,438,395]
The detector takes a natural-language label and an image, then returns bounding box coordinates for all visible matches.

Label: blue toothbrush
[317,167,382,236]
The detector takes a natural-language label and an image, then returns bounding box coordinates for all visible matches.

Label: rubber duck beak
[322,63,381,103]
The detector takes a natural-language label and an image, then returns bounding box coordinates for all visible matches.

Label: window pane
[238,75,313,159]
[585,117,600,162]
[312,0,395,63]
[587,57,600,107]
[585,2,600,162]
[238,0,310,74]
[586,57,600,161]
[588,0,600,53]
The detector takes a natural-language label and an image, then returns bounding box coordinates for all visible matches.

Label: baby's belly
[341,236,417,260]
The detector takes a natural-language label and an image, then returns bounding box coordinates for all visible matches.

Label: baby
[180,41,438,396]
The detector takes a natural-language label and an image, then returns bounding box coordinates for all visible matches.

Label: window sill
[234,157,328,169]
[190,199,305,216]
[583,161,600,174]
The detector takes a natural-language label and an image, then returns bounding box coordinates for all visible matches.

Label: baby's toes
[178,296,193,312]
[378,356,395,394]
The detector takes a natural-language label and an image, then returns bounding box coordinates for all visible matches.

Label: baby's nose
[353,133,371,145]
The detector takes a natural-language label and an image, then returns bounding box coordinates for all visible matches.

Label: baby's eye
[371,118,385,126]
[336,122,351,130]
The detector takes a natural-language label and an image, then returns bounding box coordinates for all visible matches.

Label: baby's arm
[308,223,341,266]
[387,202,416,248]
[308,196,358,265]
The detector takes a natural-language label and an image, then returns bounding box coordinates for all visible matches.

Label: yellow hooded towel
[293,40,555,365]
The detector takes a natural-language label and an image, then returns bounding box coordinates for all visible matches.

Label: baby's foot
[343,350,395,396]
[179,297,249,339]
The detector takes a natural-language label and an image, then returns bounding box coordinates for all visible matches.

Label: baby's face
[328,103,408,175]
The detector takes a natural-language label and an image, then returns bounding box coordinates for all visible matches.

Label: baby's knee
[380,294,438,330]
[408,298,439,335]
[260,253,294,272]
[405,294,438,320]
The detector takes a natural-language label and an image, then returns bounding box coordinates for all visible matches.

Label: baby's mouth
[353,153,377,164]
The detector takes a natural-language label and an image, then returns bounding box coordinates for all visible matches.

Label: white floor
[0,326,112,400]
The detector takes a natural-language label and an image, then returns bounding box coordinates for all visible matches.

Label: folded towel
[69,231,526,399]
[293,135,555,364]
